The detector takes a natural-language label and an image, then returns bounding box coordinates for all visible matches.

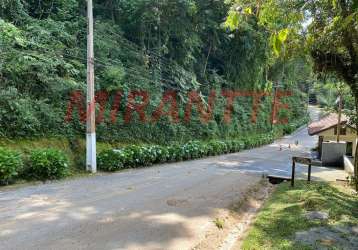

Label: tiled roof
[308,113,348,136]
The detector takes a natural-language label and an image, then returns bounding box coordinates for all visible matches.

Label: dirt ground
[192,180,274,250]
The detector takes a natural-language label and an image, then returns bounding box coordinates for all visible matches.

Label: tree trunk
[354,96,358,191]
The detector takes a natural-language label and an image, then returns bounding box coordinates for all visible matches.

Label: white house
[308,113,357,158]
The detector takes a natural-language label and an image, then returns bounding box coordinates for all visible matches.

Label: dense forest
[0,0,311,145]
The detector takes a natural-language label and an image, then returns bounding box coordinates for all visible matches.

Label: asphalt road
[0,107,346,250]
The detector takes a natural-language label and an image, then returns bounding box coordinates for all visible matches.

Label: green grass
[241,181,358,250]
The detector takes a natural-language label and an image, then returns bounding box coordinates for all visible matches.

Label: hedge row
[0,118,308,184]
[0,148,69,185]
[97,133,275,172]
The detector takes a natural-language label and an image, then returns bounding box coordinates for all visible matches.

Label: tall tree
[306,0,358,190]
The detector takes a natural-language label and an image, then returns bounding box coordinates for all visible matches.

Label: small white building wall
[318,127,357,155]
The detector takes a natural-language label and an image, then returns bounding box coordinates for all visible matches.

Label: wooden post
[291,160,295,187]
[337,94,343,142]
[292,157,312,186]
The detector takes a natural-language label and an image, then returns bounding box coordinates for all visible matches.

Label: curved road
[0,107,346,250]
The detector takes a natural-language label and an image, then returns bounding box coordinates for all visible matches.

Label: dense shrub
[128,145,159,167]
[148,146,170,164]
[0,1,310,143]
[97,149,125,172]
[28,149,69,180]
[97,118,308,173]
[0,87,41,137]
[0,147,23,185]
[96,133,277,172]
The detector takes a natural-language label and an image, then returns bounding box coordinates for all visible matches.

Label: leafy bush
[28,149,69,180]
[167,145,181,162]
[207,141,228,155]
[181,141,202,160]
[97,145,172,172]
[97,133,276,172]
[148,145,170,164]
[0,147,23,185]
[0,87,41,137]
[125,145,156,167]
[97,150,125,172]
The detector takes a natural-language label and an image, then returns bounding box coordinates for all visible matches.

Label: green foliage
[98,145,171,171]
[0,0,28,22]
[0,0,309,153]
[0,87,67,137]
[0,19,26,46]
[305,0,358,88]
[225,10,240,31]
[0,147,23,185]
[125,145,161,166]
[97,149,125,172]
[27,149,69,180]
[0,87,40,137]
[305,1,358,191]
[96,133,277,172]
[270,28,290,57]
[280,117,309,135]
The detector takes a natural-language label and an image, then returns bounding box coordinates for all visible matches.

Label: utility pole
[271,82,283,129]
[271,83,278,129]
[86,0,96,173]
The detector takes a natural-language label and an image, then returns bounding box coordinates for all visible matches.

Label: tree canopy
[0,0,310,142]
